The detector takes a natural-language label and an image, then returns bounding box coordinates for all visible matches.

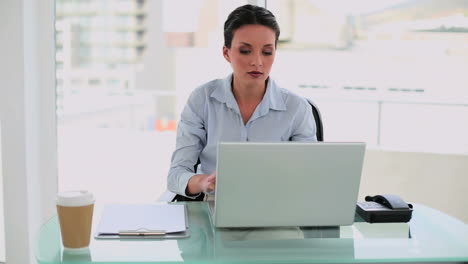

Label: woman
[167,4,317,199]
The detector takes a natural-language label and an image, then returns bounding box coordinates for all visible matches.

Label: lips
[248,71,263,78]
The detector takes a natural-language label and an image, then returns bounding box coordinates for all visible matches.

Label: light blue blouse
[167,74,317,197]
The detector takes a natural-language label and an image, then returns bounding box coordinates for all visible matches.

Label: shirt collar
[264,77,287,112]
[210,74,238,111]
[210,74,287,112]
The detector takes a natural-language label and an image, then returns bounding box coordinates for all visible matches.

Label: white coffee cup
[56,190,95,251]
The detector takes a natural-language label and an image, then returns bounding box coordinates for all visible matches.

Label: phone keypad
[358,202,390,210]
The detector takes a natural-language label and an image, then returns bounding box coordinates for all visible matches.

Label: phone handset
[365,194,413,210]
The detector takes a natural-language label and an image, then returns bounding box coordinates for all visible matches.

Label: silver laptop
[209,142,366,228]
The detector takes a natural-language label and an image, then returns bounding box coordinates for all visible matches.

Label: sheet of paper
[97,204,186,234]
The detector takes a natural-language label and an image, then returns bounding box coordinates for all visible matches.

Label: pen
[118,230,166,236]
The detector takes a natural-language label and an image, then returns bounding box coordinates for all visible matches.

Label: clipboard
[95,203,190,239]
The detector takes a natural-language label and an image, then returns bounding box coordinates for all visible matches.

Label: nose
[250,52,263,67]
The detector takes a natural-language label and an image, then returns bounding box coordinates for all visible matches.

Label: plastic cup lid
[56,190,95,207]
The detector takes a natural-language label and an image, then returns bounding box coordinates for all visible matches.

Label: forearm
[186,174,203,196]
[187,172,216,196]
[167,168,198,197]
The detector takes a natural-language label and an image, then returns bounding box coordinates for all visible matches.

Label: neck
[231,75,267,104]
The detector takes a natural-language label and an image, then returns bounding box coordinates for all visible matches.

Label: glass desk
[36,202,468,264]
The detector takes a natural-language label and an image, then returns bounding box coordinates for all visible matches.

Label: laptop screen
[213,142,366,228]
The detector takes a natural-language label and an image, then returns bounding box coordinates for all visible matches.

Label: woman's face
[223,24,276,88]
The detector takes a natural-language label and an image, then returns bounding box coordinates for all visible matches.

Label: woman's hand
[186,172,216,195]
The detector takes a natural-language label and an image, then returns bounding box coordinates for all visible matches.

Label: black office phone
[356,194,413,223]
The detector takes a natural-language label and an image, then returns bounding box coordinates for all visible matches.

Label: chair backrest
[307,99,324,142]
[172,98,323,202]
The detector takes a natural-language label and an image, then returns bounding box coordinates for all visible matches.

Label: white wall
[359,149,468,223]
[0,126,5,261]
[0,0,57,263]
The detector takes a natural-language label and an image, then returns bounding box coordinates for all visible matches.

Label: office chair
[169,98,323,202]
[307,99,323,142]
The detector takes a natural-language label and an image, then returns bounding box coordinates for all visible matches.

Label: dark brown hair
[224,4,280,49]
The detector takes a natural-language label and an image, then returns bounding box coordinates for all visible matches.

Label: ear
[222,46,231,63]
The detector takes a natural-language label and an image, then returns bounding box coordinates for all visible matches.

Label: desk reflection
[176,203,214,263]
[176,203,355,262]
[212,226,354,262]
[61,248,92,262]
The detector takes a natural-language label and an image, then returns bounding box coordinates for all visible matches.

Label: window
[56,0,246,203]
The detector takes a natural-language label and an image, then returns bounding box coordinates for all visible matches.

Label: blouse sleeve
[167,89,207,197]
[290,98,317,142]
